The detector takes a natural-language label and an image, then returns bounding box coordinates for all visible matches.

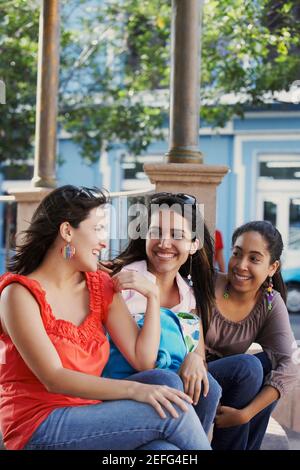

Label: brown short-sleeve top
[205,290,299,397]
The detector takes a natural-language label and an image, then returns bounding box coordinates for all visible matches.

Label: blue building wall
[233,116,300,131]
[57,139,101,187]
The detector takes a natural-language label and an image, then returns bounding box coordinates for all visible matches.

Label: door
[257,154,300,269]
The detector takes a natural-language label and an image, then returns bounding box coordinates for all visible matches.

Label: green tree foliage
[200,0,300,125]
[60,0,169,163]
[0,0,39,166]
[0,0,299,167]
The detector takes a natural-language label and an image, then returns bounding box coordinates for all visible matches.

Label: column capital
[143,163,229,234]
[144,163,229,186]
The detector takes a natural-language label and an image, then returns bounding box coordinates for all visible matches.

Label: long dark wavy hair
[9,185,108,275]
[232,220,287,303]
[111,193,215,337]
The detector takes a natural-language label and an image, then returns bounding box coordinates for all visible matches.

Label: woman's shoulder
[0,275,43,332]
[0,277,32,302]
[263,288,287,314]
[87,269,114,291]
[0,272,27,286]
[0,272,44,299]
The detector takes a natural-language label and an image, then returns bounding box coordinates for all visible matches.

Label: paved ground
[283,426,300,450]
[261,417,289,450]
[261,419,300,450]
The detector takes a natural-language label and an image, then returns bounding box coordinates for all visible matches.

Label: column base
[165,148,204,164]
[31,175,56,188]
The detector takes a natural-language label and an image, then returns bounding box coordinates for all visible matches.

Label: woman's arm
[243,385,279,420]
[105,270,161,370]
[256,292,298,396]
[0,283,191,418]
[215,385,279,428]
[178,319,209,404]
[215,293,297,428]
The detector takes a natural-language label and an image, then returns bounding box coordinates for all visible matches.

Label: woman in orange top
[0,185,210,451]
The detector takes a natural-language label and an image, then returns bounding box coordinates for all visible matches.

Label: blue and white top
[102,260,200,379]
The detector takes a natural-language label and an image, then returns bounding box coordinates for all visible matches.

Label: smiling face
[145,209,199,277]
[60,206,107,272]
[228,231,279,294]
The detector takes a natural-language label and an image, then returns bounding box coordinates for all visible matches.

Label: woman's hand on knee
[179,352,209,405]
[128,382,193,419]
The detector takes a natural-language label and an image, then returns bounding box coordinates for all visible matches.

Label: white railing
[0,195,16,202]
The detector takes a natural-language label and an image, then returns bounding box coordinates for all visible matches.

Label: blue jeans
[24,369,211,450]
[208,352,277,450]
[128,369,222,436]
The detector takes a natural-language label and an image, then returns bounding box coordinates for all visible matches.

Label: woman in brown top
[206,220,298,450]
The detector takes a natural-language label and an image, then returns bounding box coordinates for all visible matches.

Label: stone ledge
[261,417,289,450]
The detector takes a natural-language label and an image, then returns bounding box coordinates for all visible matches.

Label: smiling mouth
[92,249,100,257]
[233,272,252,281]
[154,252,177,259]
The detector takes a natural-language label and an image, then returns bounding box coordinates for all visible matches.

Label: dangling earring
[61,242,76,260]
[187,255,193,287]
[266,276,274,311]
[223,281,230,299]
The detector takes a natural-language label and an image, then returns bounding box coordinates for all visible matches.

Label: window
[259,155,300,180]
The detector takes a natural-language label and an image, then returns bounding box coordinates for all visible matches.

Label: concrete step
[261,417,289,450]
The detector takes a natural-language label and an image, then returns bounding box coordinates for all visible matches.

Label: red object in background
[215,229,224,254]
[214,230,225,272]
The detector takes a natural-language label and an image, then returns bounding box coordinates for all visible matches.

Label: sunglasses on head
[150,192,196,206]
[65,186,102,200]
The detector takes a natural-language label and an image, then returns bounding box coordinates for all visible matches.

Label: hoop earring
[187,255,193,287]
[266,276,274,311]
[61,242,76,260]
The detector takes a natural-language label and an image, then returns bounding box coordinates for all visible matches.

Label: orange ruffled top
[0,271,114,450]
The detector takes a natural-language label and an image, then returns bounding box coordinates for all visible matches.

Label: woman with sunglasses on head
[205,220,298,450]
[0,185,211,451]
[103,192,222,436]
